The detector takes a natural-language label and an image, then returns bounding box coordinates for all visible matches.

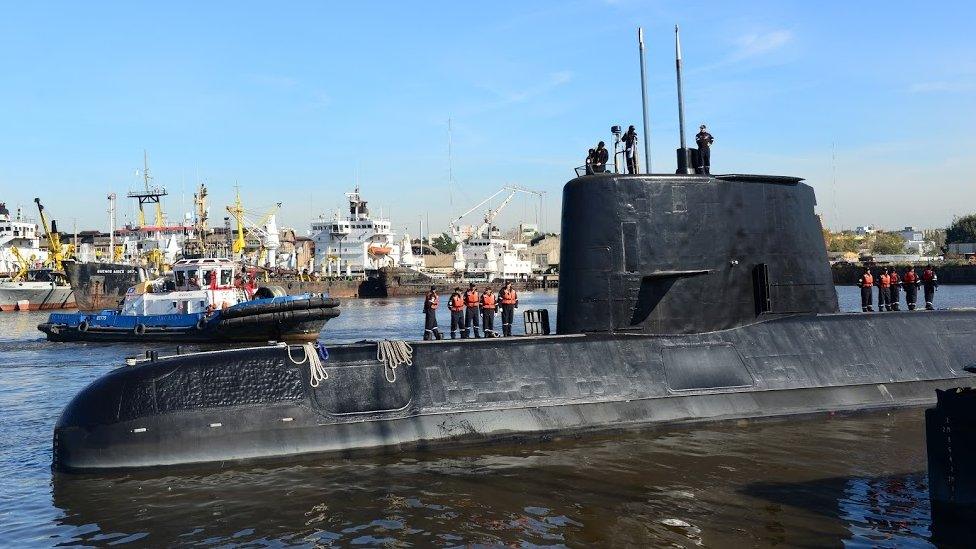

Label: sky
[0,1,974,235]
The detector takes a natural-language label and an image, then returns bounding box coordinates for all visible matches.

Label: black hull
[39,307,339,343]
[64,261,145,311]
[53,310,976,471]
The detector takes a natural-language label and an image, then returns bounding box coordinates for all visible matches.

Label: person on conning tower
[696,124,714,174]
[622,125,638,174]
[593,141,608,173]
[856,267,874,312]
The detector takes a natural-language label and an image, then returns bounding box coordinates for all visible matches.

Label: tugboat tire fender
[196,317,207,330]
[78,320,89,333]
[133,323,146,336]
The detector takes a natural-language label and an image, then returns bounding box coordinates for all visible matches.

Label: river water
[2,286,976,547]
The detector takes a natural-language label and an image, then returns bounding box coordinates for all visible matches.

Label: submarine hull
[54,309,976,471]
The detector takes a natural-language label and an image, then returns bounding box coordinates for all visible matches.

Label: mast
[675,25,692,174]
[107,193,116,260]
[638,27,652,174]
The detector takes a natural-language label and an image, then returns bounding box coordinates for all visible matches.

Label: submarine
[52,169,976,471]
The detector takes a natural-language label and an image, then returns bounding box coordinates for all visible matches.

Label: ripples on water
[1,287,975,546]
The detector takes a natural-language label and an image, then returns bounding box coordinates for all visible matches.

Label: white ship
[449,186,540,281]
[311,187,414,277]
[0,202,47,275]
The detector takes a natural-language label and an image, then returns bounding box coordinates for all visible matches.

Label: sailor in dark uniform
[903,266,920,310]
[593,141,609,173]
[696,124,714,174]
[622,126,638,174]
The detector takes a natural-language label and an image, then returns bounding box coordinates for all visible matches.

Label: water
[2,287,975,547]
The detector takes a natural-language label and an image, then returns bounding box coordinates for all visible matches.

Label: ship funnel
[556,173,838,335]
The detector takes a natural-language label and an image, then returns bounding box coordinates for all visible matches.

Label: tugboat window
[220,269,232,286]
[175,271,186,287]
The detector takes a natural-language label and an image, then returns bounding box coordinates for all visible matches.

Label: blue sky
[0,1,973,234]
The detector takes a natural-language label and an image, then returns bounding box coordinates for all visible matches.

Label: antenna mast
[638,27,652,174]
[675,25,692,174]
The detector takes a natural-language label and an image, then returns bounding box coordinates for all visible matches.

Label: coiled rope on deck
[376,339,413,383]
[287,341,330,387]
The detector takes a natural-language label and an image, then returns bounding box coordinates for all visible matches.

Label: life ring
[196,317,207,330]
[133,323,147,335]
[77,320,89,333]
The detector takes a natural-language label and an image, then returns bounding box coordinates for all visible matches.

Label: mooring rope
[287,341,329,387]
[376,339,413,383]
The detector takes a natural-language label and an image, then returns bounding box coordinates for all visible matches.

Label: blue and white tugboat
[38,258,339,343]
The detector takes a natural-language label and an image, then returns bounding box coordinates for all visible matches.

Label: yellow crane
[226,187,247,256]
[9,246,31,281]
[33,197,71,270]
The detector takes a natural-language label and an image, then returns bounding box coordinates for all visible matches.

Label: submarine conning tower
[556,173,839,335]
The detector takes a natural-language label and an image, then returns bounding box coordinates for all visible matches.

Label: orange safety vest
[500,288,518,305]
[861,273,873,287]
[449,295,464,311]
[923,269,936,282]
[889,272,900,285]
[464,290,480,308]
[879,274,890,288]
[481,293,496,310]
[904,271,917,284]
[425,292,439,310]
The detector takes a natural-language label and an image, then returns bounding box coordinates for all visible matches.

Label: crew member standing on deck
[480,287,497,337]
[463,282,482,338]
[622,126,639,174]
[922,264,939,310]
[696,125,714,174]
[500,281,519,336]
[422,285,443,340]
[888,269,901,311]
[448,287,465,339]
[857,267,874,312]
[903,266,920,310]
[878,267,891,311]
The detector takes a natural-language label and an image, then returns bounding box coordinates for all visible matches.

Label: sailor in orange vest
[856,267,874,312]
[922,264,938,310]
[448,287,465,339]
[499,281,519,336]
[903,266,920,310]
[462,282,482,338]
[888,269,901,311]
[422,285,443,340]
[877,267,891,312]
[480,287,498,337]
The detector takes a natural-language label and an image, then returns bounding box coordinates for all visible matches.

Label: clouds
[730,30,793,61]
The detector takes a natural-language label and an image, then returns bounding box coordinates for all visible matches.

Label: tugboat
[39,257,339,343]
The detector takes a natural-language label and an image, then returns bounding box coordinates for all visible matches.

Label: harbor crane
[9,246,31,281]
[33,197,72,270]
[448,185,543,243]
[225,187,281,268]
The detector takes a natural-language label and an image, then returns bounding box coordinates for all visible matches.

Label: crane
[448,185,543,242]
[9,246,31,281]
[226,188,247,256]
[225,187,282,267]
[33,197,71,270]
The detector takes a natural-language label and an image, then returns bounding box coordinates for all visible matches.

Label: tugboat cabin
[120,258,243,315]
